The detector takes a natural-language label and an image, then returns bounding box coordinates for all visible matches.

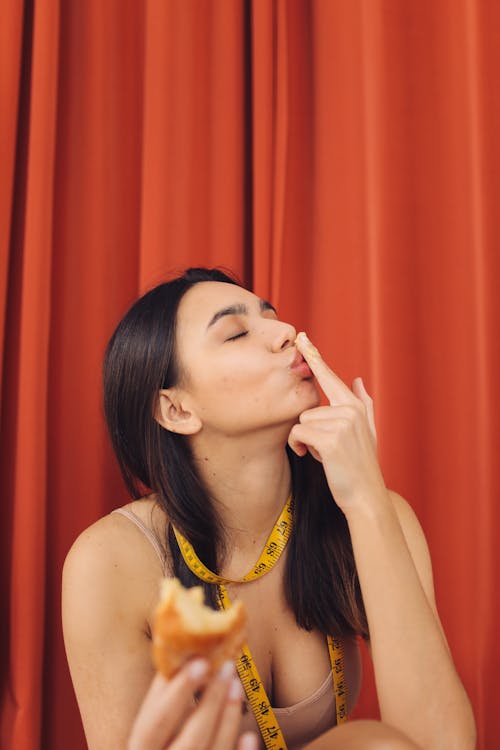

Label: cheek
[218,373,266,401]
[212,360,271,390]
[190,352,318,415]
[195,366,274,416]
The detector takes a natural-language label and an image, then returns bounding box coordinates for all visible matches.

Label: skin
[131,668,420,750]
[62,281,476,749]
[128,660,258,750]
[130,665,421,750]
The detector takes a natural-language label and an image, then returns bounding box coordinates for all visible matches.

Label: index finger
[128,659,209,749]
[295,332,356,406]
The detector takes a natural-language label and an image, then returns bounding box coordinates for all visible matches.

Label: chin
[300,379,321,406]
[287,381,320,417]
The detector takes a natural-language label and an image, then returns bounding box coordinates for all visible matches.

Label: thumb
[352,376,370,404]
[352,376,377,445]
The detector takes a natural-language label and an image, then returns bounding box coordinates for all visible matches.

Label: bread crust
[152,578,247,678]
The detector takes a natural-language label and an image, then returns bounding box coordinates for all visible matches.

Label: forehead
[176,281,258,331]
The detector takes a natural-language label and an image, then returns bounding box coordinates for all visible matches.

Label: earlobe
[155,389,202,435]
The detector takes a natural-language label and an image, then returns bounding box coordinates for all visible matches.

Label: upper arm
[363,489,449,657]
[387,489,449,644]
[62,515,162,749]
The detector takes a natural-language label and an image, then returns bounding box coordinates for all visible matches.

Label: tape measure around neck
[172,495,293,585]
[173,495,348,749]
[219,585,348,750]
[219,584,288,750]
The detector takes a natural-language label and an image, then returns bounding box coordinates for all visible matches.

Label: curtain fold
[140,0,247,287]
[2,1,60,747]
[251,0,289,304]
[1,2,498,748]
[0,1,24,383]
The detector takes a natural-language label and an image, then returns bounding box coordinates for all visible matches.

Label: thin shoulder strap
[112,507,167,575]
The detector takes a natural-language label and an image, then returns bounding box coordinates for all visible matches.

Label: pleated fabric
[1,2,498,748]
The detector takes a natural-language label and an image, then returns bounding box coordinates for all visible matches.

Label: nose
[271,320,297,353]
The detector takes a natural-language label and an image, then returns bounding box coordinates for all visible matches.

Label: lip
[289,349,314,379]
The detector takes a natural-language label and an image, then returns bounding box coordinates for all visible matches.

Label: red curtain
[1,1,498,748]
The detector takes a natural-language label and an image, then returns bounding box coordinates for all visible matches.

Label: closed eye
[226,331,248,342]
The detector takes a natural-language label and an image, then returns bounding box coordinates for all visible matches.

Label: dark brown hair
[103,267,368,638]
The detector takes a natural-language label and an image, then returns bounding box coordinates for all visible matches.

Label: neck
[190,427,293,559]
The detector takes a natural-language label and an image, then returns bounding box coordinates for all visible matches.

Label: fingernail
[228,677,243,701]
[297,331,320,359]
[240,733,259,750]
[218,660,235,680]
[188,659,209,680]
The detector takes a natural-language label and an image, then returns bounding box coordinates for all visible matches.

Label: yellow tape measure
[219,585,347,749]
[173,496,293,584]
[172,496,348,749]
[327,635,348,723]
[219,584,288,749]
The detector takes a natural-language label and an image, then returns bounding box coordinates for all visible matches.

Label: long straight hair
[103,268,368,638]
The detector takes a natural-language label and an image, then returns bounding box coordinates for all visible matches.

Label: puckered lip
[288,347,315,380]
[289,349,306,370]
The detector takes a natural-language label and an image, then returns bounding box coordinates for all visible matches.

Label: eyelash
[226,331,248,342]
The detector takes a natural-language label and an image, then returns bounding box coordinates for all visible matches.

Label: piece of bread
[152,578,247,678]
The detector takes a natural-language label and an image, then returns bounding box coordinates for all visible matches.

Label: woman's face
[172,281,320,437]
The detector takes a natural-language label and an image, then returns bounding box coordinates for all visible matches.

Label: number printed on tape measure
[173,495,348,750]
[173,495,294,585]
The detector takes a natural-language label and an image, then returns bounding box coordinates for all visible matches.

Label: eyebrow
[206,299,277,330]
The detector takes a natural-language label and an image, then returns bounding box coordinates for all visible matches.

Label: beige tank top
[113,506,361,750]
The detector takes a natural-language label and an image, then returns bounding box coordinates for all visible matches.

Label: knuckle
[349,402,366,422]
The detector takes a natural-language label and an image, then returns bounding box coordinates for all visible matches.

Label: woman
[62,267,475,749]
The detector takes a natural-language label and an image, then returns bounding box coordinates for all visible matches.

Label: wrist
[341,486,394,525]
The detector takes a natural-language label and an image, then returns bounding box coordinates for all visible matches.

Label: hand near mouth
[288,332,384,515]
[294,332,376,436]
[289,346,314,378]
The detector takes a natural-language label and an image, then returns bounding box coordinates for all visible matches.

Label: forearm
[346,491,475,750]
[290,335,475,748]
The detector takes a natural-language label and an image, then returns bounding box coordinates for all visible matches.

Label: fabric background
[1,2,498,748]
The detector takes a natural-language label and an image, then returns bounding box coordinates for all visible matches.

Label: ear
[155,389,202,435]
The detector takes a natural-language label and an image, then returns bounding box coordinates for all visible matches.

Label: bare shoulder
[62,497,171,747]
[65,494,167,565]
[63,496,170,625]
[64,507,137,573]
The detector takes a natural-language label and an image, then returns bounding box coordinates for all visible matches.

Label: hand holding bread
[152,577,247,678]
[127,578,255,750]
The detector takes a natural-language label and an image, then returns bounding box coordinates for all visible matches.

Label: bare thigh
[303,720,421,750]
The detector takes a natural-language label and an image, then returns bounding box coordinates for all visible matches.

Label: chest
[225,563,343,709]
